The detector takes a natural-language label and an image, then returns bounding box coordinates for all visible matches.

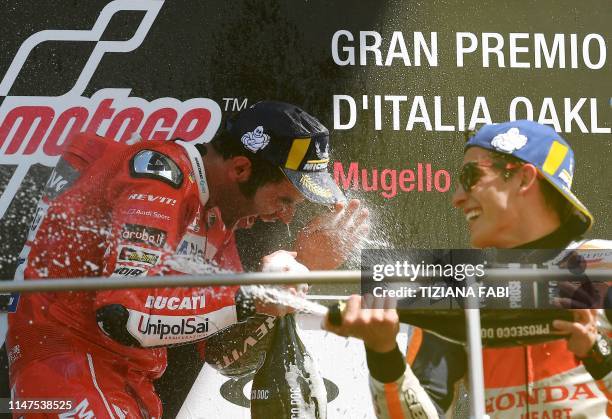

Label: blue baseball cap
[466,120,593,235]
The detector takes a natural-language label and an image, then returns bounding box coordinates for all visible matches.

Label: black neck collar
[514,226,578,250]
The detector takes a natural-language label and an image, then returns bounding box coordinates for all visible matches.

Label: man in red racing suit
[9,134,247,418]
[8,101,368,418]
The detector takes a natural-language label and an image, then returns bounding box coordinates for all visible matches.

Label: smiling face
[451,147,523,248]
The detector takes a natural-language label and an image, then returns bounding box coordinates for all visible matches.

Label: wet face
[213,154,305,226]
[451,147,522,248]
[250,178,305,224]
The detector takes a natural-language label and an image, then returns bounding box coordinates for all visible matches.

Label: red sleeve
[94,144,239,347]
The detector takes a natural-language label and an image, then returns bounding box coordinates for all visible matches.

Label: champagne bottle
[327,304,574,347]
[250,314,327,419]
[398,308,572,347]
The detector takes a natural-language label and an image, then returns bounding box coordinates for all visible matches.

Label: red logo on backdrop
[0,0,222,218]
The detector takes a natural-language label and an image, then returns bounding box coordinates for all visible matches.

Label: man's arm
[580,332,612,380]
[94,147,241,348]
[367,345,443,419]
[554,309,612,380]
[323,295,441,418]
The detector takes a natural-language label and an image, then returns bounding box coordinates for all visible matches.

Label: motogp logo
[0,0,222,219]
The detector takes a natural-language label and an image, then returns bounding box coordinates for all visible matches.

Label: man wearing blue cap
[456,120,593,247]
[441,120,611,418]
[325,120,610,418]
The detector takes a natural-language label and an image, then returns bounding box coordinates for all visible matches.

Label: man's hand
[295,199,370,270]
[553,309,598,358]
[253,251,309,317]
[261,250,309,274]
[323,294,399,353]
[555,279,605,309]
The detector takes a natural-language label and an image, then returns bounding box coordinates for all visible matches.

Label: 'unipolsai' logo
[0,0,222,219]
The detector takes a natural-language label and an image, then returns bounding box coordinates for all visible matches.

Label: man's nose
[451,183,468,208]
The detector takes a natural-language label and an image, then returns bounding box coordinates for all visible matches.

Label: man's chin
[469,229,487,249]
[470,230,502,249]
[259,215,279,223]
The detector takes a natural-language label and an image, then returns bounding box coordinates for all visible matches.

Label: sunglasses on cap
[458,160,523,193]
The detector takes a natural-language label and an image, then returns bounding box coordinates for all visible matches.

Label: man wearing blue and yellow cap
[326,120,610,418]
[444,120,610,418]
[456,120,593,248]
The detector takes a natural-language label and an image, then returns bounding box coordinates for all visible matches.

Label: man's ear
[229,156,252,182]
[518,164,539,193]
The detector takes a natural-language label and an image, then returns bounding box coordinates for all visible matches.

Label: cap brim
[282,168,346,206]
[540,171,594,235]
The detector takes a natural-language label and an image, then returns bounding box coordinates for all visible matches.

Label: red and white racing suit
[7,133,245,418]
[368,238,612,419]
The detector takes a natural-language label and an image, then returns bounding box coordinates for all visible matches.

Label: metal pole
[0,268,606,293]
[465,278,487,419]
[465,309,486,418]
[0,270,362,293]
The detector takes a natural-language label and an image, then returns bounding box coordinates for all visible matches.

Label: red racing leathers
[7,133,245,418]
